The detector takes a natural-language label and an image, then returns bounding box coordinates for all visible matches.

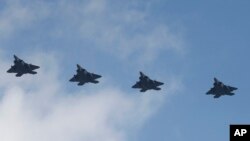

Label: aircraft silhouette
[206,78,237,98]
[7,55,40,77]
[69,64,102,86]
[132,72,164,92]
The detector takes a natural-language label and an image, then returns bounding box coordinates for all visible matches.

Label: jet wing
[220,85,237,93]
[132,81,141,88]
[78,81,86,86]
[16,73,23,77]
[213,94,221,98]
[153,80,164,86]
[69,75,78,82]
[140,88,147,92]
[206,87,216,94]
[29,64,40,70]
[227,86,237,91]
[91,73,102,79]
[145,78,156,86]
[7,66,15,73]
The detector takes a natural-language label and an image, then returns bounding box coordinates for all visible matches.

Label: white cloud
[0,0,186,140]
[0,51,169,141]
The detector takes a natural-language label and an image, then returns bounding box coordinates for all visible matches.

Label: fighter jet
[69,64,102,86]
[206,77,238,98]
[7,55,40,77]
[132,72,164,92]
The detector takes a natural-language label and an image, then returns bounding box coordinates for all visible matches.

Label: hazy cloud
[0,1,186,140]
[0,0,49,38]
[0,51,168,141]
[0,0,186,63]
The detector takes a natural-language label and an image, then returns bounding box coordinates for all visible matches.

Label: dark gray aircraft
[69,64,102,86]
[132,72,164,92]
[206,78,237,98]
[7,55,40,77]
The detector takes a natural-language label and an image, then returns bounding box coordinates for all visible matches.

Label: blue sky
[0,0,249,141]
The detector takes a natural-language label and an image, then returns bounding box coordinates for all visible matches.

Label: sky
[0,0,249,141]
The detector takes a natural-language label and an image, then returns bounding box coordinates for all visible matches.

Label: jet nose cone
[97,75,102,79]
[69,78,74,82]
[7,68,13,73]
[157,81,164,86]
[159,82,164,86]
[30,65,40,70]
[35,66,40,69]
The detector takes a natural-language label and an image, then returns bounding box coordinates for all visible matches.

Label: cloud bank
[0,52,170,141]
[0,0,185,140]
